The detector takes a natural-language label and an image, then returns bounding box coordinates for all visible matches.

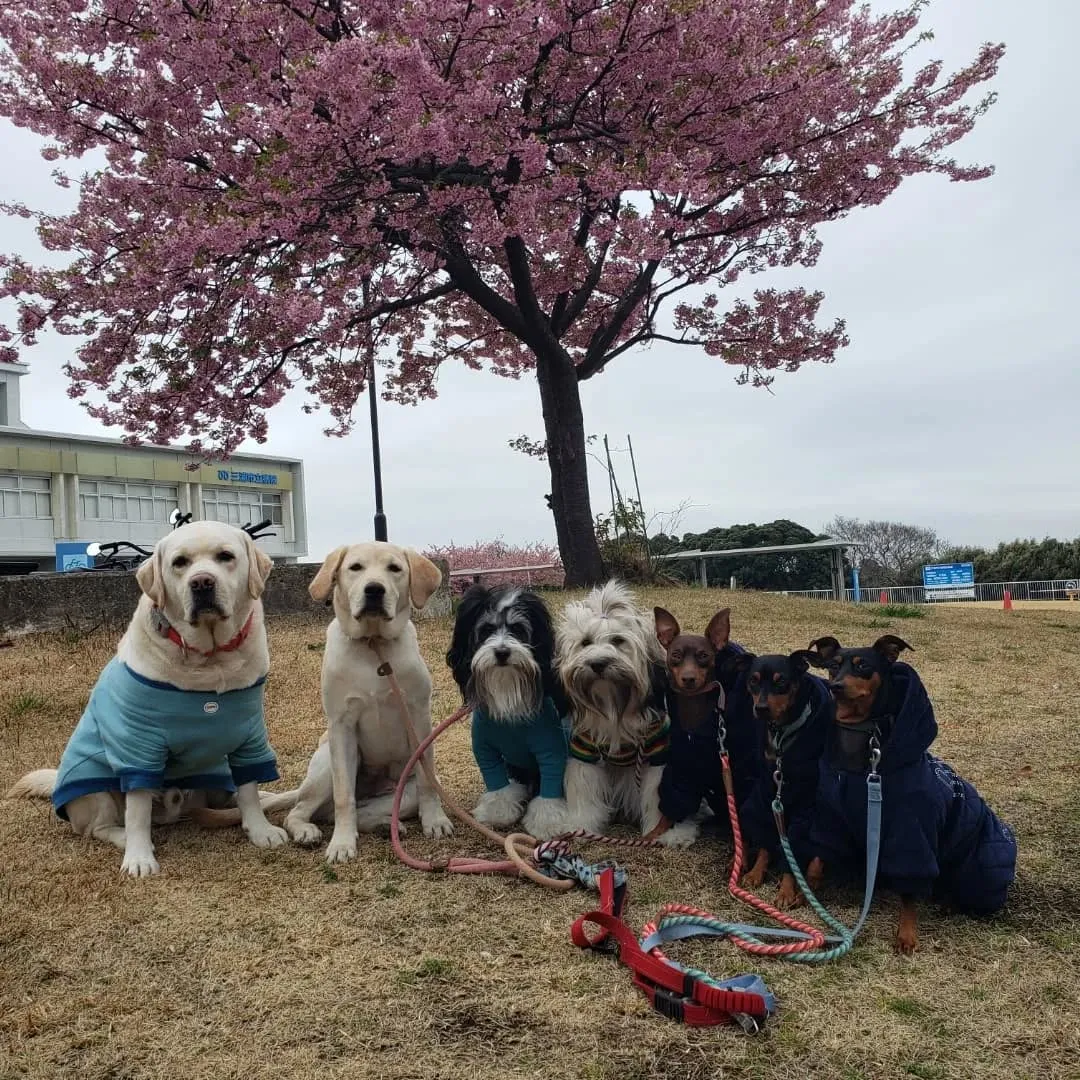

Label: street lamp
[362,278,387,542]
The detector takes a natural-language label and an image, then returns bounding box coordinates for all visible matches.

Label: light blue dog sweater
[51,657,279,818]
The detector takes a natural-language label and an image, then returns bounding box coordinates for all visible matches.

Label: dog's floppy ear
[309,546,348,602]
[654,607,681,649]
[873,635,913,663]
[807,636,842,665]
[705,608,731,651]
[406,548,442,610]
[243,531,274,599]
[446,585,488,696]
[135,547,165,608]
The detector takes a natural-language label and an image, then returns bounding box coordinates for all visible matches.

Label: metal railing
[771,579,1080,604]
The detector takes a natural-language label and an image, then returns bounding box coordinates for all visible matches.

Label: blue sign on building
[922,562,975,589]
[56,542,92,572]
[216,469,278,485]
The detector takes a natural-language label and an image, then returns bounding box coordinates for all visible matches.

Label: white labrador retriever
[223,541,452,863]
[5,520,288,876]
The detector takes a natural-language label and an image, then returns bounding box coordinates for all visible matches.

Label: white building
[0,361,307,573]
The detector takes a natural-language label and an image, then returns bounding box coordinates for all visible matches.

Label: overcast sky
[1,0,1075,562]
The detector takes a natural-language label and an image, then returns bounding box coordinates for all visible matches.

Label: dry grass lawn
[1,589,1078,1080]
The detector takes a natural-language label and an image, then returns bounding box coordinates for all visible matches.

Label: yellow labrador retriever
[206,542,452,861]
[5,520,288,876]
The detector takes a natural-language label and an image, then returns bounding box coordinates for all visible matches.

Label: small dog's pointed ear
[654,607,681,649]
[807,636,842,664]
[705,608,730,651]
[718,648,754,682]
[309,546,347,603]
[788,650,813,674]
[873,635,914,663]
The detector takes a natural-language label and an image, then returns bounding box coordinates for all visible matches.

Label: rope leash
[371,640,572,890]
[630,738,883,966]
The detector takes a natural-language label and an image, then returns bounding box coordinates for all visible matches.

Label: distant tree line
[651,519,834,590]
[651,516,1080,592]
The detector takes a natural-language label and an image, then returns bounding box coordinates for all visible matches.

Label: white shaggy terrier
[556,581,695,846]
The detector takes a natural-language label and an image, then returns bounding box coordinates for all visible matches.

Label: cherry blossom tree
[0,1,1003,584]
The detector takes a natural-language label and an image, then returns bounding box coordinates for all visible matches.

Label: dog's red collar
[151,608,255,658]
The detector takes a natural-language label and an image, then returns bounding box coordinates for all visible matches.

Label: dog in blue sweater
[447,585,569,840]
[805,634,1017,954]
[737,651,834,909]
[648,607,758,846]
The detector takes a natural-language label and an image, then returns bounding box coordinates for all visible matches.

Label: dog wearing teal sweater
[447,585,570,839]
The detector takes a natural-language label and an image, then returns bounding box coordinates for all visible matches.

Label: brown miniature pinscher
[805,633,918,953]
[642,607,731,841]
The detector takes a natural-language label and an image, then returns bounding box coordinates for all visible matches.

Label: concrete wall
[0,559,451,638]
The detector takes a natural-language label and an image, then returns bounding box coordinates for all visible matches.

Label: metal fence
[771,579,1080,604]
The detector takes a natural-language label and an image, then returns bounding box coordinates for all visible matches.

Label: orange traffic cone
[1003,591,1013,611]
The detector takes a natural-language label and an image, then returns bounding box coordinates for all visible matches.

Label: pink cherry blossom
[0,1,1003,582]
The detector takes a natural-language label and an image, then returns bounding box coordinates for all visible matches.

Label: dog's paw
[325,831,359,864]
[521,796,568,841]
[246,822,289,849]
[471,782,529,829]
[422,811,454,840]
[285,818,323,846]
[654,820,699,849]
[741,866,767,889]
[775,880,804,910]
[893,927,919,955]
[120,849,160,878]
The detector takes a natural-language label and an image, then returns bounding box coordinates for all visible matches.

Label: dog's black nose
[494,647,511,665]
[189,573,215,594]
[589,659,609,675]
[754,704,771,718]
[364,582,386,599]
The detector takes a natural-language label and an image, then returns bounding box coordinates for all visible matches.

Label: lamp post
[362,278,387,542]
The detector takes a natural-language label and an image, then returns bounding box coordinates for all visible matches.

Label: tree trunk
[535,349,605,587]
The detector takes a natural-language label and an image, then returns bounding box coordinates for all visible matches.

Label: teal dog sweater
[51,658,279,818]
[471,696,569,799]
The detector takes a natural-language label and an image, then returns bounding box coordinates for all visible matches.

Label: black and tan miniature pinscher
[645,608,757,842]
[738,651,833,909]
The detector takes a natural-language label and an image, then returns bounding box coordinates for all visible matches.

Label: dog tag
[203,701,220,715]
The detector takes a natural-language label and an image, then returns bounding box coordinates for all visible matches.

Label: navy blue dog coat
[808,662,1016,913]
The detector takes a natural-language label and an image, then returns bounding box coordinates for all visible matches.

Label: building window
[79,480,179,524]
[0,473,52,518]
[202,486,283,527]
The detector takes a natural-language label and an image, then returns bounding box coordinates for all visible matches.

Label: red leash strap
[571,870,770,1027]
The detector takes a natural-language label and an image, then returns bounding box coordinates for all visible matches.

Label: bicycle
[81,510,276,572]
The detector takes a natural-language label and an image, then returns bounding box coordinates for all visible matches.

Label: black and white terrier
[556,581,680,841]
[446,585,570,840]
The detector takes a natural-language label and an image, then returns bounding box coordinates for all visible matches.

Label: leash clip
[868,735,882,778]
